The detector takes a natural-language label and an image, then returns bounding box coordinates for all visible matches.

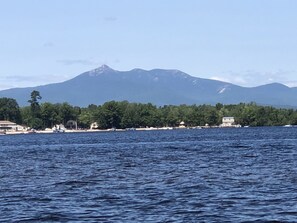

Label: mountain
[0,65,297,107]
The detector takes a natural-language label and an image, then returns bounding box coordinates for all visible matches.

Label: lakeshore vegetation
[1,91,297,130]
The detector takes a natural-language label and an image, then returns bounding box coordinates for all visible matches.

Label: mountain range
[0,65,296,107]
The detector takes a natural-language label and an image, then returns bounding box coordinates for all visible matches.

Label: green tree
[58,102,79,125]
[93,101,122,129]
[41,102,60,128]
[0,97,22,123]
[78,108,93,128]
[160,105,179,127]
[121,103,141,128]
[28,90,42,117]
[27,90,43,129]
[20,106,30,127]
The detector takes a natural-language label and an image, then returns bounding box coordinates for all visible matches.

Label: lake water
[1,127,297,222]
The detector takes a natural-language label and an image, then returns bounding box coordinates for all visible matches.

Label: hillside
[0,65,296,107]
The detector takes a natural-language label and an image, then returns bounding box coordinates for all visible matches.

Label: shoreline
[2,126,206,135]
[2,127,185,135]
[0,125,250,135]
[5,124,297,135]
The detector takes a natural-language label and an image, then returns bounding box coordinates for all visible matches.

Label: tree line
[1,90,297,129]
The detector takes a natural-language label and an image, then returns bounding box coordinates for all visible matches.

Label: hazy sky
[0,0,297,90]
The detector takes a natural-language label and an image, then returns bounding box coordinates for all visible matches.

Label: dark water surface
[1,127,297,222]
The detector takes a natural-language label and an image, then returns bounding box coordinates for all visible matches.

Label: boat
[52,124,66,133]
[284,124,293,127]
[53,129,65,133]
[27,129,37,134]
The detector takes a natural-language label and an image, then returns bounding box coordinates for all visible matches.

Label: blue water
[1,127,297,222]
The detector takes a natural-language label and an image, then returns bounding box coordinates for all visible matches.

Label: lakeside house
[221,117,235,127]
[220,117,241,128]
[0,120,25,132]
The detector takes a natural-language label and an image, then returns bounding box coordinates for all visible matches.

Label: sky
[0,0,297,90]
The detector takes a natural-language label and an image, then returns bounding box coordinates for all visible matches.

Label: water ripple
[1,127,297,222]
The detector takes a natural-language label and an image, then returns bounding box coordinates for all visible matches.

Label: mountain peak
[88,64,115,76]
[256,82,290,90]
[99,64,113,70]
[1,66,297,107]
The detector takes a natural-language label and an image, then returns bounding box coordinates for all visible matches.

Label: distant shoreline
[1,125,217,135]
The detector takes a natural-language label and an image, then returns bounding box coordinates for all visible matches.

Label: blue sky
[0,0,297,90]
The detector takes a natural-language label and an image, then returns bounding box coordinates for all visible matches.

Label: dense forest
[1,91,297,130]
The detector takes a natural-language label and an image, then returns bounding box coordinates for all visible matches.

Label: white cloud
[0,74,70,90]
[212,69,297,87]
[284,81,297,88]
[56,59,97,66]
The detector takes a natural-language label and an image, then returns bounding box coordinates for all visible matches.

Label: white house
[0,120,25,131]
[221,117,235,127]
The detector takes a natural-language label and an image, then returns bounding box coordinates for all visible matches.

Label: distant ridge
[0,65,297,107]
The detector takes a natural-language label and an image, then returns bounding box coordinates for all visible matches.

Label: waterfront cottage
[220,117,241,128]
[221,117,235,127]
[0,120,25,131]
